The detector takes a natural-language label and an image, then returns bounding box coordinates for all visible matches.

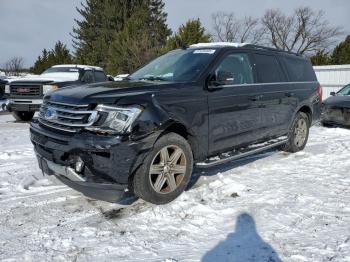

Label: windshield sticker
[69,69,80,72]
[193,49,216,54]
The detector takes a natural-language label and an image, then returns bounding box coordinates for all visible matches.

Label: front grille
[10,85,41,96]
[39,101,97,133]
[11,104,41,112]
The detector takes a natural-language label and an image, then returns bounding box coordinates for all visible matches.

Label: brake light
[317,84,323,102]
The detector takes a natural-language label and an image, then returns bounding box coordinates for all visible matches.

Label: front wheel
[132,132,194,205]
[281,112,310,153]
[12,111,35,121]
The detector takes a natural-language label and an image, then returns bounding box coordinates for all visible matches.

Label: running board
[196,136,288,168]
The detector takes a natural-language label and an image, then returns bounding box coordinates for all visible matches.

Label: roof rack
[243,44,299,56]
[189,42,299,56]
[52,64,104,71]
[190,42,248,48]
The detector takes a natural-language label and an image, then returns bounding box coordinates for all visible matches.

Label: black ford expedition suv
[30,43,322,205]
[6,64,111,121]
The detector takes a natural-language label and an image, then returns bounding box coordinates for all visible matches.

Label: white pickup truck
[5,64,112,121]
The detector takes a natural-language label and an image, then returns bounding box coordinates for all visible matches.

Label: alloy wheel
[149,145,187,194]
[294,118,308,147]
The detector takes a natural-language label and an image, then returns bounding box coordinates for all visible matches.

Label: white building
[313,64,350,98]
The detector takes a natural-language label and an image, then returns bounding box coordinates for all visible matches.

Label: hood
[47,80,179,104]
[323,95,350,108]
[9,72,79,84]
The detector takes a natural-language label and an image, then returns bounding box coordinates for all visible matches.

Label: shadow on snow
[202,213,282,262]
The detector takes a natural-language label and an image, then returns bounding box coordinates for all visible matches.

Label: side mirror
[217,71,234,82]
[330,91,336,96]
[107,75,115,81]
[208,71,234,88]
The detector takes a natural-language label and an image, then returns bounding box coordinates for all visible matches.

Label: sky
[0,0,349,68]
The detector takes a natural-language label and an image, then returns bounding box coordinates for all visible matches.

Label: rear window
[43,67,80,74]
[254,54,285,83]
[282,56,316,82]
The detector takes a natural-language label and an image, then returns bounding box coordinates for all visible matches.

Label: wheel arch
[297,104,313,125]
[158,120,202,161]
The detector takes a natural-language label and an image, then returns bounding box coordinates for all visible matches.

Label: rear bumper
[311,100,322,125]
[36,155,128,203]
[321,107,350,127]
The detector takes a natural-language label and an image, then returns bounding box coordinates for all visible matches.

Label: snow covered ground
[0,113,349,262]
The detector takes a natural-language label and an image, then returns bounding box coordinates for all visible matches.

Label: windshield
[129,49,217,82]
[338,84,350,96]
[42,67,81,74]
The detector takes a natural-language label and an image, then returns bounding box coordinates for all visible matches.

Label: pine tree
[72,0,145,69]
[107,0,171,74]
[331,35,350,65]
[31,41,72,74]
[164,19,211,51]
[310,50,331,66]
[51,42,72,65]
[148,0,172,48]
[107,9,156,74]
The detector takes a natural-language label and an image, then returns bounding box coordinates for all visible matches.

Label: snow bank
[0,113,349,261]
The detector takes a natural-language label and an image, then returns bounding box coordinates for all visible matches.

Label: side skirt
[196,136,288,168]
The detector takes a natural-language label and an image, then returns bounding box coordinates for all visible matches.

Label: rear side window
[282,56,317,82]
[94,71,107,82]
[254,54,284,83]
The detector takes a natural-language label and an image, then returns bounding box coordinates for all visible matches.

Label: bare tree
[212,12,265,44]
[262,7,342,55]
[4,57,24,76]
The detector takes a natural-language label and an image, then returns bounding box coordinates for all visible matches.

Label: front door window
[212,53,253,86]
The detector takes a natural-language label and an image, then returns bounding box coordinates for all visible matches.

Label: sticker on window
[193,49,216,54]
[69,69,79,72]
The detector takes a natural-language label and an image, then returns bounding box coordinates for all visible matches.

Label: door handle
[285,92,294,97]
[249,95,263,101]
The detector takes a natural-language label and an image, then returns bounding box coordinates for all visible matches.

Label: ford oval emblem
[44,106,58,121]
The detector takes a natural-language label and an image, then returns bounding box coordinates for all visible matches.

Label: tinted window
[43,67,80,74]
[283,56,317,82]
[338,84,350,96]
[81,70,94,83]
[254,54,284,83]
[94,71,107,82]
[213,53,253,85]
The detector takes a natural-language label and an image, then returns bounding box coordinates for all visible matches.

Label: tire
[132,132,194,205]
[0,87,4,99]
[12,111,34,121]
[281,112,310,153]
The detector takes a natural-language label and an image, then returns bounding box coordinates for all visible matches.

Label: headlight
[85,105,143,134]
[43,84,58,94]
[5,85,10,94]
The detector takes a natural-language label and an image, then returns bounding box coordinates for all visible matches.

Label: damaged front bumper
[36,156,129,202]
[30,119,157,203]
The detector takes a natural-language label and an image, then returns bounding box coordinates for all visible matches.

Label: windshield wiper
[139,76,167,81]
